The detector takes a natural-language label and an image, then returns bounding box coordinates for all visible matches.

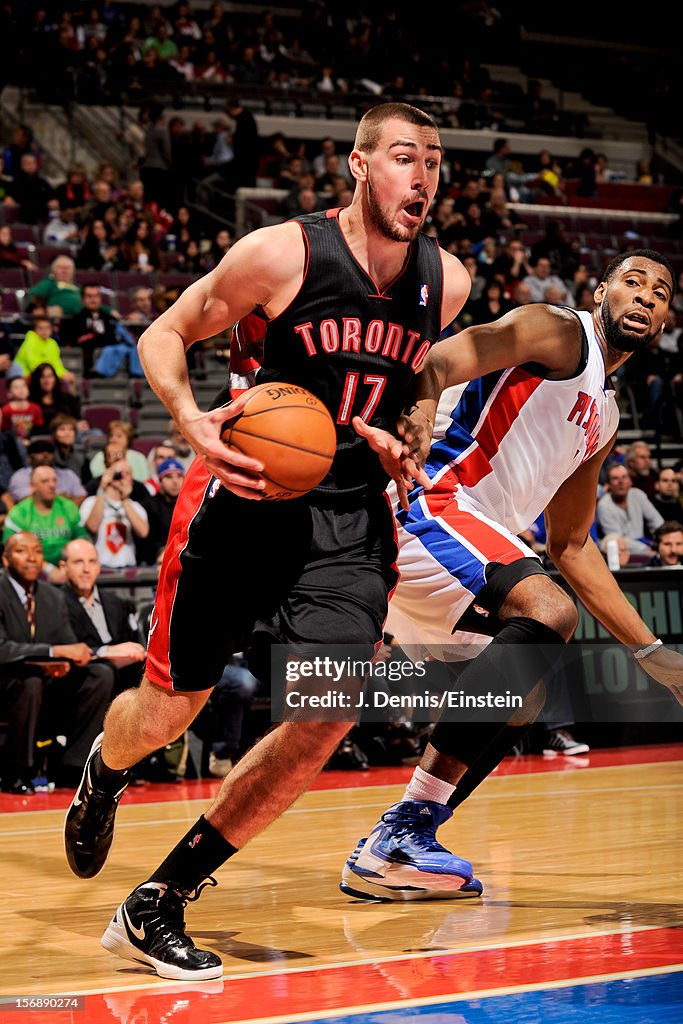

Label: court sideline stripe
[2,746,681,817]
[229,963,683,1024]
[41,923,683,997]
[2,782,680,837]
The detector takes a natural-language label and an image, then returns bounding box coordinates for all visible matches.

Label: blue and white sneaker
[340,800,483,901]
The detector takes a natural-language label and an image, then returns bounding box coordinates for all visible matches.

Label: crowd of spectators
[0,408,192,793]
[0,3,682,792]
[0,3,578,135]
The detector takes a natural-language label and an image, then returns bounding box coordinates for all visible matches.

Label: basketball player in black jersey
[63,103,472,980]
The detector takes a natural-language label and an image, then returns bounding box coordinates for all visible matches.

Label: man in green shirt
[14,314,74,384]
[3,465,88,578]
[27,254,82,319]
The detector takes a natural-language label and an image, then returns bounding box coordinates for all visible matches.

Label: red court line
[16,925,683,1024]
[1,744,680,813]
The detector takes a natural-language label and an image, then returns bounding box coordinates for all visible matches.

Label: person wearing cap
[144,441,178,495]
[8,438,86,506]
[146,458,184,561]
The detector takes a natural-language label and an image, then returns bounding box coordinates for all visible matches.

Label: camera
[112,471,123,481]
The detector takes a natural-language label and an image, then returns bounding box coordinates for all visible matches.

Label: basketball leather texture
[222,382,337,500]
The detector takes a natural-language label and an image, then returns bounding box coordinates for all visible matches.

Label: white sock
[403,766,456,806]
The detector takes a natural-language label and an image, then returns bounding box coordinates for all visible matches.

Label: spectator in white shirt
[522,256,568,304]
[597,464,664,561]
[79,460,149,569]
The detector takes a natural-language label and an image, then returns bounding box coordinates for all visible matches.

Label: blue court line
[297,970,683,1024]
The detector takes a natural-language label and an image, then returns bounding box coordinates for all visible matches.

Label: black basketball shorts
[146,459,399,692]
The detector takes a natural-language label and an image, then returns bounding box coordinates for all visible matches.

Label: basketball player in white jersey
[342,249,683,901]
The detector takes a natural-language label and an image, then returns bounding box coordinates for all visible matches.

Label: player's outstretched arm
[138,222,305,499]
[403,304,581,466]
[544,435,683,705]
[352,416,431,511]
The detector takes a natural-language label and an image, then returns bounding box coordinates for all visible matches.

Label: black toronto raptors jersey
[255,208,443,496]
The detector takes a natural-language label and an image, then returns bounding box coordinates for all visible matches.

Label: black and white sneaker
[64,733,128,878]
[542,729,590,756]
[101,878,223,980]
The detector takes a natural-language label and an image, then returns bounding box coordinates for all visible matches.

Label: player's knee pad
[428,617,564,758]
[476,558,551,617]
[494,615,568,647]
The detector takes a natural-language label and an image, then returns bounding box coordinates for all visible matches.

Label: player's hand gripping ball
[222,383,337,500]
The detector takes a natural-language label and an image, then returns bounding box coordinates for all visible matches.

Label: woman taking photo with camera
[87,420,149,483]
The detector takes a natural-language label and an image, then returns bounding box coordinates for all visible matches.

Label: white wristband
[633,639,663,660]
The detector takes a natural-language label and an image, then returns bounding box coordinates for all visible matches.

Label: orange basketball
[222,382,337,500]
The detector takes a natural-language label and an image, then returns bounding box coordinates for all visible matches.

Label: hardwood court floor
[0,745,681,1023]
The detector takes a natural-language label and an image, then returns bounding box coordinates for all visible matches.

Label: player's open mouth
[622,310,650,332]
[403,201,425,219]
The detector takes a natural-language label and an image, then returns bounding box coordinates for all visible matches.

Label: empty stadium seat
[0,268,26,289]
[34,245,73,266]
[132,437,164,456]
[0,290,21,312]
[74,270,116,289]
[10,224,38,243]
[115,271,156,291]
[60,348,84,374]
[82,379,131,405]
[157,272,195,289]
[574,215,606,234]
[82,403,125,433]
[517,211,542,230]
[160,251,182,271]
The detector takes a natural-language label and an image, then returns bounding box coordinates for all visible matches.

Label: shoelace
[379,811,445,853]
[136,877,219,943]
[173,875,218,908]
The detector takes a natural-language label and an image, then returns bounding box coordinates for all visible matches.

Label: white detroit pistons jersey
[424,309,619,534]
[386,309,620,656]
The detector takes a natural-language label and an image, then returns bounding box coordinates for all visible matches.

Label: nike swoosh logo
[72,760,93,809]
[122,903,146,942]
[148,618,159,638]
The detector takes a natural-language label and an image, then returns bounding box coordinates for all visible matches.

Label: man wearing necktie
[0,532,114,793]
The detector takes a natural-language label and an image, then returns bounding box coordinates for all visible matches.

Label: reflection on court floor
[1,744,681,1024]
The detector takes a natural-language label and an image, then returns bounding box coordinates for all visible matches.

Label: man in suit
[0,532,114,792]
[61,538,146,695]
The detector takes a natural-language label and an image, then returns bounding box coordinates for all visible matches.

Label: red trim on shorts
[145,458,213,690]
[425,491,526,565]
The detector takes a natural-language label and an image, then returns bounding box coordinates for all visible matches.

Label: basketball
[222,382,337,500]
